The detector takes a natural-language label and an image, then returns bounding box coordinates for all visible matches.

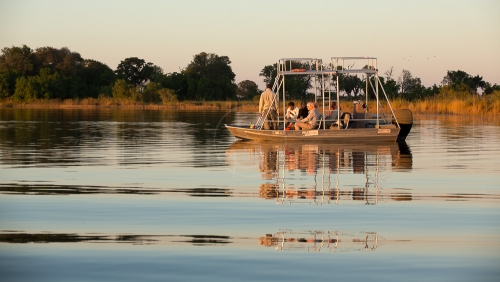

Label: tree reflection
[0,108,236,168]
[0,232,231,246]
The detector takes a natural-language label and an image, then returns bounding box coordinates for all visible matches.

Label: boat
[226,57,413,142]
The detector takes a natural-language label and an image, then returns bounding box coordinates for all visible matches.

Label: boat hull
[225,125,400,143]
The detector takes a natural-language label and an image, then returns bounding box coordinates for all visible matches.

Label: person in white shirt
[285,101,300,130]
[285,101,299,120]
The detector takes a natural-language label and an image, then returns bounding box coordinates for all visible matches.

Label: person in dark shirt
[297,101,308,119]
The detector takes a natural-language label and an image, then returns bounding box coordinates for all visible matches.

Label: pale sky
[1,0,499,89]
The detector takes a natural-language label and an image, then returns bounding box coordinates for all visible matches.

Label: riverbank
[0,97,256,111]
[1,92,499,116]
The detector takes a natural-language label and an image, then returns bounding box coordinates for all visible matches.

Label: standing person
[297,101,309,119]
[259,83,278,130]
[294,102,320,130]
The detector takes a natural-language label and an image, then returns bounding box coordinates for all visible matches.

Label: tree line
[1,45,498,104]
[0,45,238,103]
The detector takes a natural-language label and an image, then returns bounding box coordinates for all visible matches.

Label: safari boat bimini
[225,57,413,142]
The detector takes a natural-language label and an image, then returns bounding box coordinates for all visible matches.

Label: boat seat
[333,112,351,129]
[314,114,323,129]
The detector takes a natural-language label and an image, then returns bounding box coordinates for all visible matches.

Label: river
[0,109,499,281]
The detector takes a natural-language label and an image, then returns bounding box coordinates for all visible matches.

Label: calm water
[0,109,499,282]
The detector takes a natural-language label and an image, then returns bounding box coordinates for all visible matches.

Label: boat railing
[331,57,378,74]
[317,117,394,130]
[255,57,401,130]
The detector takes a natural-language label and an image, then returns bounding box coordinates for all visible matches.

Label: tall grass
[404,88,500,116]
[0,97,257,111]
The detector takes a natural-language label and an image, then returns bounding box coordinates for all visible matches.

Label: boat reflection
[259,230,378,252]
[227,141,412,205]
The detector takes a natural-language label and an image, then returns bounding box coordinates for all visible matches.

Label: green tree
[0,45,36,76]
[259,65,276,85]
[0,45,37,99]
[115,57,160,87]
[12,68,63,102]
[0,71,18,99]
[162,72,188,100]
[183,52,237,100]
[34,46,83,75]
[158,88,178,104]
[421,84,440,98]
[112,79,134,100]
[363,75,386,100]
[383,78,399,99]
[339,74,363,97]
[483,82,500,95]
[80,59,116,98]
[30,46,87,99]
[142,82,163,103]
[381,67,399,99]
[148,65,165,84]
[12,76,31,101]
[237,80,260,100]
[259,62,312,100]
[442,70,485,94]
[398,69,424,99]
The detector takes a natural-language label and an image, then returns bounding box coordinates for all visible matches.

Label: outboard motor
[394,109,413,141]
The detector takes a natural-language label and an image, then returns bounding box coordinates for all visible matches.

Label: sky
[1,0,499,89]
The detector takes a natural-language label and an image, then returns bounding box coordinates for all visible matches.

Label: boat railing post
[365,73,369,116]
[322,73,325,129]
[282,73,286,131]
[336,69,340,129]
[376,73,379,128]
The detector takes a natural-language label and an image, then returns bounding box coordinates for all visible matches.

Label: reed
[1,89,499,116]
[404,89,500,116]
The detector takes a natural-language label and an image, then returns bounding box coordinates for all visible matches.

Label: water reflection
[1,230,378,252]
[0,183,153,195]
[0,183,231,196]
[227,141,413,205]
[0,108,236,168]
[259,230,378,252]
[0,232,231,246]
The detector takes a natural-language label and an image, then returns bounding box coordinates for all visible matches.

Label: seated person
[326,101,341,128]
[285,101,299,120]
[326,101,340,119]
[285,101,299,130]
[294,102,320,130]
[297,101,308,119]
